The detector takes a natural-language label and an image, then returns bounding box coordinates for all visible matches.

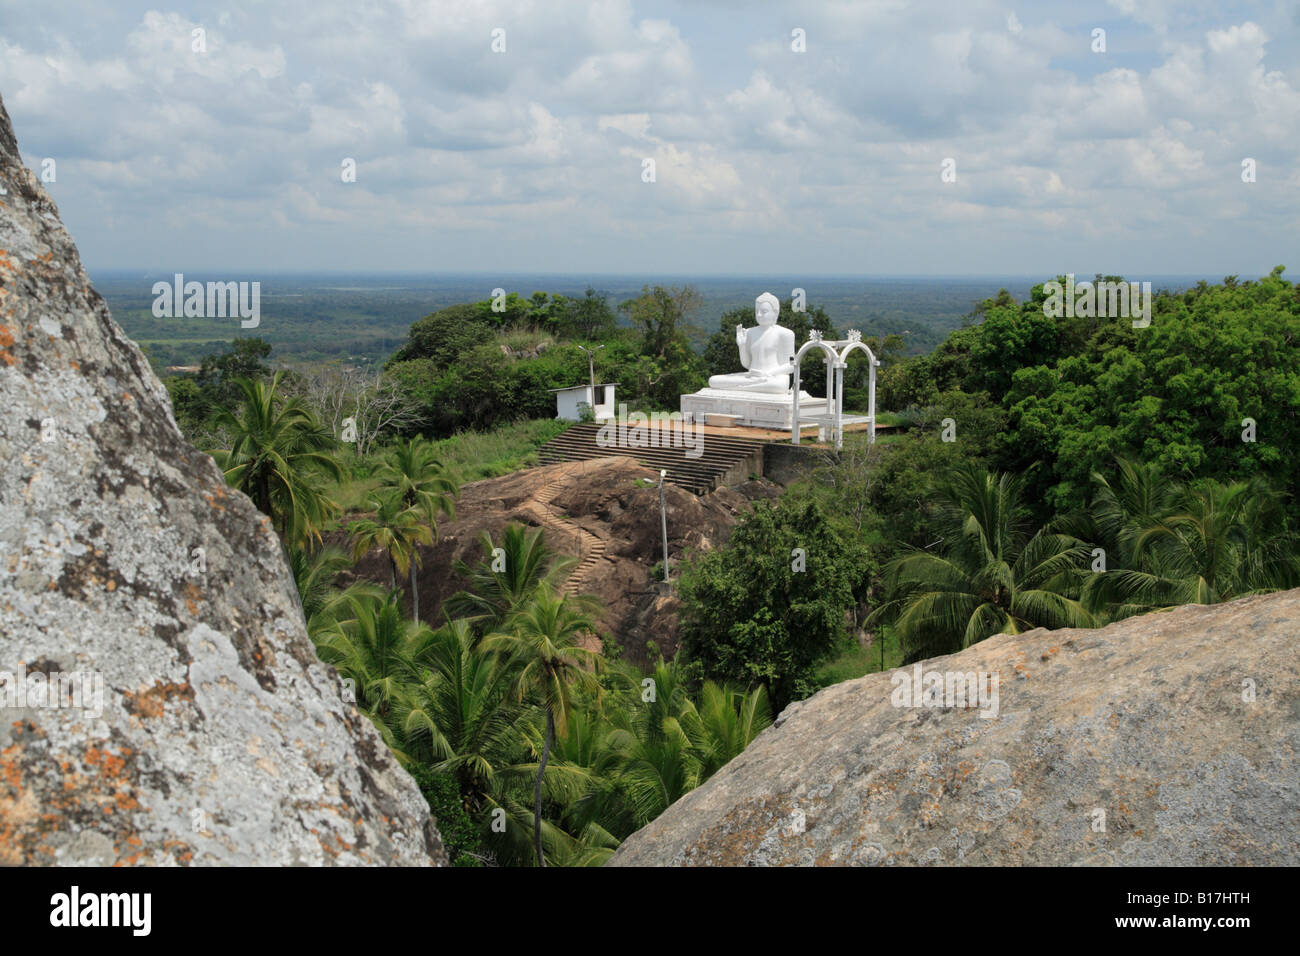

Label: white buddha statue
[708,292,796,393]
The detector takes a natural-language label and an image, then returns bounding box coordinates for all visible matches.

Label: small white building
[550,383,617,422]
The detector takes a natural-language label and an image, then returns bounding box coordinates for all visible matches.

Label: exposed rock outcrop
[337,457,780,666]
[608,589,1300,866]
[0,94,447,864]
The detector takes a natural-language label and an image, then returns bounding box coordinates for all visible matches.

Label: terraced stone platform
[538,422,767,495]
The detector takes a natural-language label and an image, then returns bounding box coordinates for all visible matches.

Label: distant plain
[89,271,1253,368]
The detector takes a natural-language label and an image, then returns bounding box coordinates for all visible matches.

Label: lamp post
[658,468,670,589]
[577,344,604,414]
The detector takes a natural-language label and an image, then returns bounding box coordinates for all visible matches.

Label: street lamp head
[660,469,667,478]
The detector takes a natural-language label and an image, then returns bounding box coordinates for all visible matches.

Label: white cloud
[0,0,1293,275]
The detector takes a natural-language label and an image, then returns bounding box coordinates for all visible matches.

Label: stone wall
[760,440,823,486]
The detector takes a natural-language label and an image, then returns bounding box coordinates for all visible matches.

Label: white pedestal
[681,388,828,429]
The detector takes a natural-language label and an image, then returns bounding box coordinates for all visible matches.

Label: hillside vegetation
[161,268,1300,864]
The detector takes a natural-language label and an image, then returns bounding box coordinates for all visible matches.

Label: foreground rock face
[0,95,446,864]
[609,589,1300,866]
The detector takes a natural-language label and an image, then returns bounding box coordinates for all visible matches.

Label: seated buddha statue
[707,292,796,393]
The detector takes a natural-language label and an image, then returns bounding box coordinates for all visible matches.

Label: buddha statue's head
[755,292,780,326]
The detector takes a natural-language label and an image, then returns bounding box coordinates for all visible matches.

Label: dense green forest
[164,267,1300,864]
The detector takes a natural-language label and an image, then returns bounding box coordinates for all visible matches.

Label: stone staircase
[531,468,608,597]
[538,422,766,495]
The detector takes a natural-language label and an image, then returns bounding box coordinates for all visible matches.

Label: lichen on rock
[0,93,446,866]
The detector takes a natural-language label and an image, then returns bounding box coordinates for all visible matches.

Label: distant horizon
[98,265,1267,371]
[85,268,1271,282]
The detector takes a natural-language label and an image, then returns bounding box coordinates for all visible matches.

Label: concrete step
[539,423,764,494]
[553,422,766,452]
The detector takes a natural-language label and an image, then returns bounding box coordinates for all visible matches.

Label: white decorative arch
[791,330,879,449]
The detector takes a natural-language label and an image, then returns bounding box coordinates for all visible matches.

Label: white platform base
[680,388,829,429]
[794,413,875,442]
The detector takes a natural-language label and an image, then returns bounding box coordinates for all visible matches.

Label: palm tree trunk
[389,555,397,591]
[255,474,275,534]
[535,707,554,867]
[410,562,420,624]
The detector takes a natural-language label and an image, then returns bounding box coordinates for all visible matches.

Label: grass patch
[813,625,904,689]
[329,472,383,514]
[430,418,570,483]
[326,418,570,514]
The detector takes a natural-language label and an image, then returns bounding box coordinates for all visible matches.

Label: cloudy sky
[1,0,1296,276]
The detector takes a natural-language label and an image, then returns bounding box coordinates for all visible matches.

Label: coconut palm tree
[289,544,348,639]
[348,495,434,620]
[875,464,1095,663]
[687,680,771,779]
[447,524,575,629]
[377,437,459,532]
[559,660,769,843]
[390,617,595,866]
[482,586,600,866]
[396,618,529,797]
[1085,473,1300,618]
[601,660,700,829]
[210,373,341,549]
[370,438,457,624]
[289,543,386,643]
[1088,457,1180,562]
[314,591,429,719]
